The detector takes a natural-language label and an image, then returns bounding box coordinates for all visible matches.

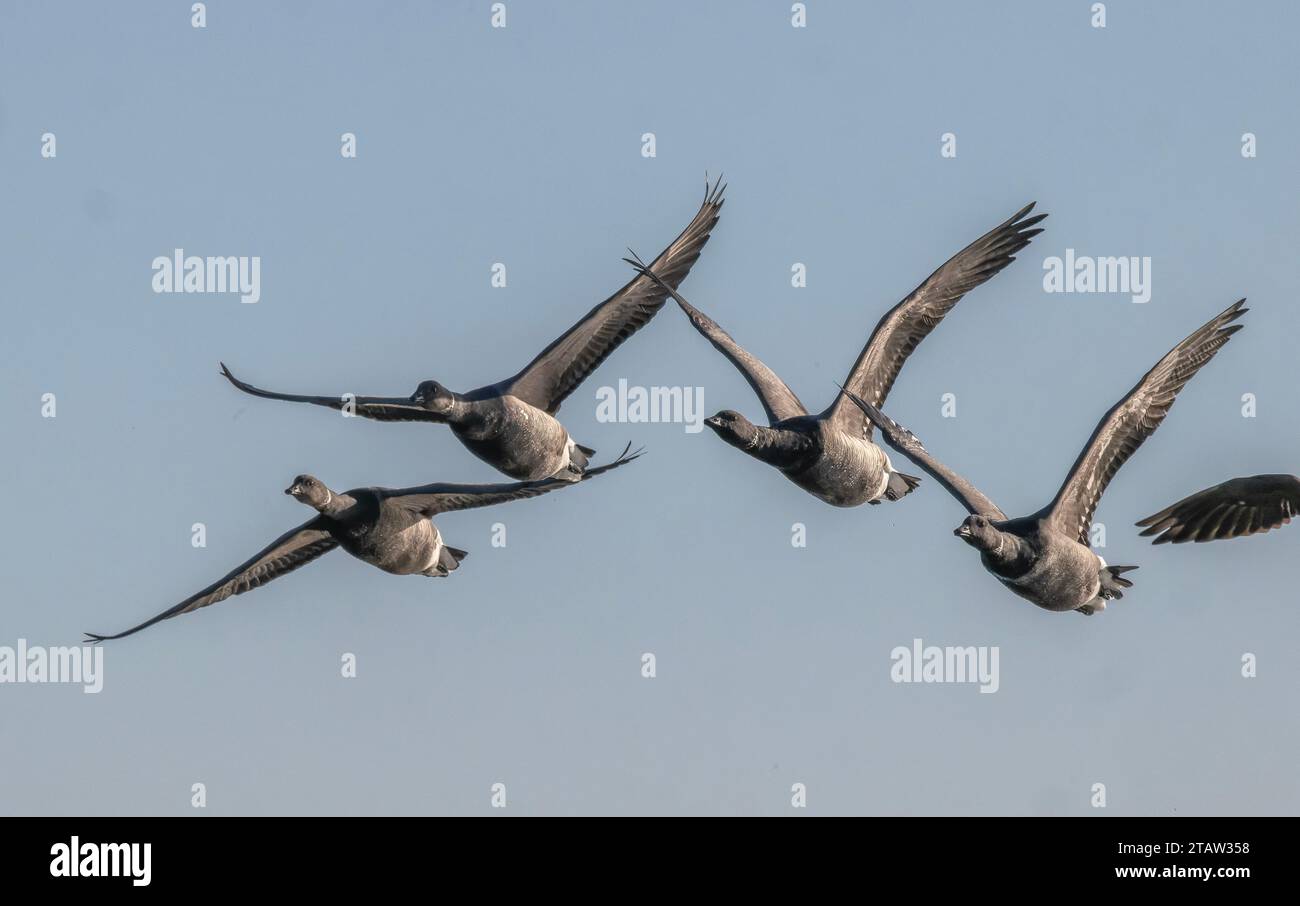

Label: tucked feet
[1097,564,1138,601]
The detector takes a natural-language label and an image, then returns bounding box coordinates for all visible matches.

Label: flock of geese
[87,178,1296,641]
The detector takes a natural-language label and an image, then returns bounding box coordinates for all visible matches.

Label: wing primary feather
[503,180,726,413]
[1048,299,1247,545]
[828,202,1048,434]
[85,519,337,642]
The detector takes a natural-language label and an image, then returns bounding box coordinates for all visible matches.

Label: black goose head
[285,474,334,510]
[410,379,456,415]
[703,409,759,448]
[954,514,1000,551]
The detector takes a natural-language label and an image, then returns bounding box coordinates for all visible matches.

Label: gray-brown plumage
[844,300,1246,615]
[84,446,641,642]
[626,202,1045,506]
[1137,474,1300,543]
[220,180,724,481]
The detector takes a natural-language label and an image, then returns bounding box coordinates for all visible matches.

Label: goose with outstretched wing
[85,446,641,642]
[844,300,1246,614]
[626,202,1045,506]
[221,180,724,481]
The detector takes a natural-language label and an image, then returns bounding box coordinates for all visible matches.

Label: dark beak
[285,486,296,496]
[704,416,723,429]
[350,395,427,413]
[954,526,972,538]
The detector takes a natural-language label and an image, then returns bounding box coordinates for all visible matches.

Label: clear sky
[2,0,1297,816]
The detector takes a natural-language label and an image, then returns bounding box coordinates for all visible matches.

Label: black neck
[981,530,1034,575]
[734,426,808,468]
[315,492,353,518]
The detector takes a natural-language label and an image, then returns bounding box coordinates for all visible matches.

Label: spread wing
[85,518,337,642]
[220,363,445,423]
[842,389,1005,519]
[828,203,1046,435]
[384,444,642,517]
[1136,474,1300,543]
[623,256,806,424]
[503,178,725,414]
[1046,300,1247,546]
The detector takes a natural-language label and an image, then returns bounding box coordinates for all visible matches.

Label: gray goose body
[220,180,725,481]
[627,202,1046,507]
[844,300,1247,615]
[978,517,1113,613]
[85,448,640,642]
[759,416,893,507]
[330,489,450,576]
[445,394,577,482]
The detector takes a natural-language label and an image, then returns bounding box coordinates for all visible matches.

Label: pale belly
[368,520,444,576]
[786,436,890,507]
[995,543,1103,612]
[453,396,572,480]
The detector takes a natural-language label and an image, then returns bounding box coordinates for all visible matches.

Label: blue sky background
[1,0,1297,816]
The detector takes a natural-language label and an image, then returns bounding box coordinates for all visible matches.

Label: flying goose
[1136,474,1300,543]
[843,300,1247,614]
[624,202,1045,507]
[220,180,724,482]
[84,446,641,642]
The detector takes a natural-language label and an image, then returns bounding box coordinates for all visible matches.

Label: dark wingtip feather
[218,362,249,389]
[702,173,726,207]
[582,441,643,478]
[1008,201,1036,221]
[623,248,650,271]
